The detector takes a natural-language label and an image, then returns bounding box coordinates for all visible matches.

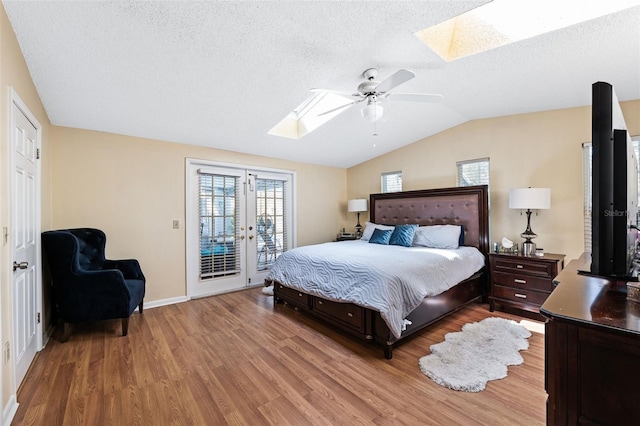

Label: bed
[265,185,490,359]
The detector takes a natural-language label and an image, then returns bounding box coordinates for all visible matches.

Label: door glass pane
[256,178,286,271]
[199,173,239,278]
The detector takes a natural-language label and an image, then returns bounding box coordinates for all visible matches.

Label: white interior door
[186,161,294,297]
[11,96,41,387]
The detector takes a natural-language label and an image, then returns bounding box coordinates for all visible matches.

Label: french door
[186,161,294,297]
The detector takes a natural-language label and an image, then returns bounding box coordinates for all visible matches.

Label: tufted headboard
[370,185,489,256]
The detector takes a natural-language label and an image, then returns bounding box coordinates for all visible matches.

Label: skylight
[268,91,353,140]
[416,0,640,62]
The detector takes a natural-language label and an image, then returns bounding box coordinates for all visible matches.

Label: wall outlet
[4,341,9,364]
[172,220,179,229]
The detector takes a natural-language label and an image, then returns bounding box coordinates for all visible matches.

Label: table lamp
[509,188,551,256]
[347,199,368,237]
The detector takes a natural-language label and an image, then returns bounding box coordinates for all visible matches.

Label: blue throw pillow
[389,224,419,247]
[369,228,393,245]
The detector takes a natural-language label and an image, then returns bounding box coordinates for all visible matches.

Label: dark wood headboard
[370,185,489,256]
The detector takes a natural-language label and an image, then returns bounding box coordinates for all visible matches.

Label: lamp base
[522,241,536,256]
[355,212,363,238]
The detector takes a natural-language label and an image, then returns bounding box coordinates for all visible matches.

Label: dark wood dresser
[489,252,565,315]
[540,255,640,426]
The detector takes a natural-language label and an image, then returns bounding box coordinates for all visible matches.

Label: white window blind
[382,171,402,193]
[583,137,640,252]
[583,142,593,253]
[198,172,241,279]
[457,158,490,187]
[255,177,287,271]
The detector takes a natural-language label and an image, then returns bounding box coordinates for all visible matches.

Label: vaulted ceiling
[4,1,640,168]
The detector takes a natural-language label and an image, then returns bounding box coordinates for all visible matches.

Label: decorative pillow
[369,228,393,245]
[412,225,462,249]
[361,222,395,242]
[458,224,465,246]
[389,224,419,247]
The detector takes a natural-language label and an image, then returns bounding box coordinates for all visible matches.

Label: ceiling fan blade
[374,69,415,93]
[387,93,444,103]
[310,88,361,98]
[317,99,364,117]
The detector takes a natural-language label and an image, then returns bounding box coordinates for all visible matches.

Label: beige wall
[50,127,347,302]
[347,100,640,262]
[0,3,53,412]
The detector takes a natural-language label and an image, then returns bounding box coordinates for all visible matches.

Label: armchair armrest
[104,259,145,280]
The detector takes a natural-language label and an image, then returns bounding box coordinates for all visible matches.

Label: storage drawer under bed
[274,283,311,309]
[313,298,366,333]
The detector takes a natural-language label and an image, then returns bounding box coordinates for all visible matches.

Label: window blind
[456,158,490,187]
[381,171,402,193]
[198,171,241,279]
[255,177,287,271]
[583,142,593,253]
[583,138,640,253]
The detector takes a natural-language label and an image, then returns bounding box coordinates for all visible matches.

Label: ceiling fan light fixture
[361,102,383,122]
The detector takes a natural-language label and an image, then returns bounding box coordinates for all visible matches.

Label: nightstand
[336,235,358,241]
[489,252,565,315]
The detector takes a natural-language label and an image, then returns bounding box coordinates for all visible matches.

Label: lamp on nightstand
[348,199,368,237]
[509,188,551,256]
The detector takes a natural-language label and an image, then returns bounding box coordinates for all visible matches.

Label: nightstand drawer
[492,285,549,306]
[492,271,554,292]
[492,258,556,278]
[313,298,364,332]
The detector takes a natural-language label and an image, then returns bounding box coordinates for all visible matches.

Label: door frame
[9,88,44,388]
[185,158,297,298]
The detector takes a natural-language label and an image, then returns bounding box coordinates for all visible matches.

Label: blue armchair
[41,228,145,342]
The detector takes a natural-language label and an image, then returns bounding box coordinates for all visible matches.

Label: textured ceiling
[3,1,640,168]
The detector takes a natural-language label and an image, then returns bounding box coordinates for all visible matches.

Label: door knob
[13,261,28,271]
[249,235,254,240]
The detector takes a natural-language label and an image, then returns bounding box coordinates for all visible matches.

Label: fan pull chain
[372,120,378,147]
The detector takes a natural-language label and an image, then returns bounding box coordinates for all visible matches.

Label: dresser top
[540,254,640,335]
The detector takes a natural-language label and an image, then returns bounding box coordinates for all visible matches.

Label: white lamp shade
[348,199,368,212]
[509,188,551,209]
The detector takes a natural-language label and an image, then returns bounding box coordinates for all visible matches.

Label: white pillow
[413,225,461,249]
[360,222,395,242]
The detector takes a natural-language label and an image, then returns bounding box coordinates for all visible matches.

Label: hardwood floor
[12,288,546,425]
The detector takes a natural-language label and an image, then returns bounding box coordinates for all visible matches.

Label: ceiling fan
[314,68,444,122]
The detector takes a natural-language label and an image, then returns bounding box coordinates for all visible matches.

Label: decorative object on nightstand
[347,198,368,238]
[509,187,551,256]
[336,228,357,241]
[489,252,564,316]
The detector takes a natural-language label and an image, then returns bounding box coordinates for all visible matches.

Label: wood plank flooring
[12,288,547,425]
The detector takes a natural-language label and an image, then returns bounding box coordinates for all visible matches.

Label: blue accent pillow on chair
[389,224,419,247]
[369,228,393,245]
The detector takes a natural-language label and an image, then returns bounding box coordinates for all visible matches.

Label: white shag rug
[418,317,531,392]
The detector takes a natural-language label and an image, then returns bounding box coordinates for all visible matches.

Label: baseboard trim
[2,394,18,426]
[143,296,189,310]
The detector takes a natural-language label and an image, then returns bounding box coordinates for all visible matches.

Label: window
[254,177,287,271]
[381,171,402,193]
[582,137,640,252]
[457,158,490,187]
[198,172,241,279]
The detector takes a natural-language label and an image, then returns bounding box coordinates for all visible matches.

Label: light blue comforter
[266,240,486,338]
